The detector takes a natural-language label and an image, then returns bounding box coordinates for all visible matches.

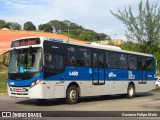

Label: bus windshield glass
[9,47,42,73]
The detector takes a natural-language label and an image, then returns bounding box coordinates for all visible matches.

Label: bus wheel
[127,84,135,98]
[66,85,79,104]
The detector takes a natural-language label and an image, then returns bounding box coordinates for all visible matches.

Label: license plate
[13,88,22,92]
[12,87,28,92]
[15,88,22,92]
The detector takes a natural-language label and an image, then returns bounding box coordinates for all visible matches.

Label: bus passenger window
[128,55,137,70]
[92,52,104,68]
[45,53,64,70]
[84,52,91,66]
[107,52,117,68]
[142,59,146,70]
[67,46,76,66]
[146,58,153,70]
[93,53,98,67]
[77,48,91,67]
[138,58,146,70]
[118,54,127,69]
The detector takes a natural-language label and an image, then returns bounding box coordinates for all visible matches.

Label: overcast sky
[0,0,159,40]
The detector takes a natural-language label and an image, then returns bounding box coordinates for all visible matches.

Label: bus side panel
[92,85,106,96]
[137,81,155,92]
[29,81,54,99]
[105,81,123,95]
[76,81,93,97]
[54,85,65,98]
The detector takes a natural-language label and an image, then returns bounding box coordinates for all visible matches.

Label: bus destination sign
[11,38,40,47]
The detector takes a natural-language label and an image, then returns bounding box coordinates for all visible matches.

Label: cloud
[0,0,160,40]
[0,0,46,9]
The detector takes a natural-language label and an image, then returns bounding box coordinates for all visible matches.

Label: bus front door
[92,52,105,85]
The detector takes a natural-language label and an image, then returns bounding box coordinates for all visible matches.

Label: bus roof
[66,40,153,57]
[11,36,153,57]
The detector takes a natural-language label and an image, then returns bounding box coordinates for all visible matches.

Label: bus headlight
[31,82,36,88]
[36,79,41,84]
[30,79,41,88]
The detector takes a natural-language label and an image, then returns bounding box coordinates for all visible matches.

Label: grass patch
[0,73,8,94]
[150,87,160,92]
[156,72,160,77]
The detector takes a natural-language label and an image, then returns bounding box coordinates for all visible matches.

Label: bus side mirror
[3,51,10,67]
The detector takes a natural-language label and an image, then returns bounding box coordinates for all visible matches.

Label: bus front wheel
[66,85,79,104]
[127,84,135,98]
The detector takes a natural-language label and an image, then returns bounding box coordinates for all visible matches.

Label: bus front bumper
[7,83,44,99]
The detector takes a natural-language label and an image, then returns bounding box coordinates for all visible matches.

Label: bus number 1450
[69,71,78,76]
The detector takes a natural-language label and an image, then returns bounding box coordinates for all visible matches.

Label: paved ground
[0,92,160,119]
[0,92,160,111]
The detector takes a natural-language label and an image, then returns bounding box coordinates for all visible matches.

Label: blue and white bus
[3,36,156,104]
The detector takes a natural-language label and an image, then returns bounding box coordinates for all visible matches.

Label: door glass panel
[92,51,105,85]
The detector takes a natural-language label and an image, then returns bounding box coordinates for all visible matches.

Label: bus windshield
[9,47,42,73]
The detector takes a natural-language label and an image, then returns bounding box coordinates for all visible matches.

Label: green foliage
[0,54,7,94]
[0,54,8,72]
[0,54,8,93]
[110,0,160,54]
[120,41,141,52]
[49,20,66,33]
[47,19,111,41]
[150,87,160,92]
[0,20,7,29]
[154,51,160,72]
[6,22,21,30]
[0,20,21,30]
[0,73,7,94]
[38,23,53,32]
[23,21,36,31]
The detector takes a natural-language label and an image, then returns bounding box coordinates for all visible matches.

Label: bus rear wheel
[127,84,135,98]
[66,85,79,104]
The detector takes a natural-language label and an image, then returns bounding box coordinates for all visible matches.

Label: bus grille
[11,93,28,95]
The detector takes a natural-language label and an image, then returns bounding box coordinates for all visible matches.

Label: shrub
[0,73,8,93]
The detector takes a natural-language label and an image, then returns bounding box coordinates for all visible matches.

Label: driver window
[45,53,53,69]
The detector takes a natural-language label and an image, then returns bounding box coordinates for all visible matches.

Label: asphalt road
[0,92,160,120]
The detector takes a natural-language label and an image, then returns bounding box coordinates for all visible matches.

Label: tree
[110,0,160,54]
[38,23,53,32]
[23,21,36,31]
[49,20,65,33]
[120,41,141,52]
[98,33,111,40]
[39,19,111,42]
[6,22,21,30]
[0,20,7,29]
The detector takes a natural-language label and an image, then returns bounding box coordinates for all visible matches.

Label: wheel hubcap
[129,87,133,96]
[69,90,76,101]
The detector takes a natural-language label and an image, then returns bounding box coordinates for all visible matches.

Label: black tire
[121,94,127,98]
[36,99,47,103]
[66,85,79,104]
[127,84,135,98]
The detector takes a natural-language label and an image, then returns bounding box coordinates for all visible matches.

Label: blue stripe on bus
[45,66,156,81]
[8,66,156,87]
[8,73,43,87]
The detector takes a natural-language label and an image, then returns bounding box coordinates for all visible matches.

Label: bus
[3,36,156,104]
